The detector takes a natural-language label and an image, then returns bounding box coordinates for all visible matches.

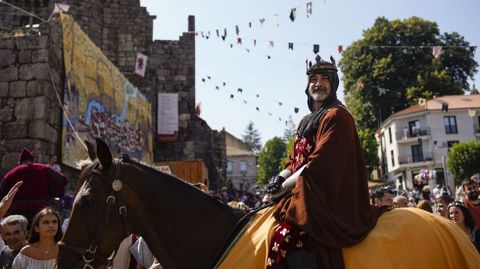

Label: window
[226,161,233,175]
[447,140,459,149]
[411,144,424,162]
[240,161,247,175]
[444,116,457,134]
[408,120,420,137]
[390,150,395,166]
[388,127,392,144]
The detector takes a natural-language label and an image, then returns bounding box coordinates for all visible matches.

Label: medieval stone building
[0,0,226,189]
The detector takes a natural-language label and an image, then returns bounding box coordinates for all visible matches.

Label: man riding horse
[265,55,388,269]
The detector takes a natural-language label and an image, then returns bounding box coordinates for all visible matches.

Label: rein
[58,160,131,269]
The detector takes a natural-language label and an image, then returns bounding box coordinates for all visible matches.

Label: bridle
[58,160,131,269]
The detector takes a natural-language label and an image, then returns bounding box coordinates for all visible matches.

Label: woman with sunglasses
[448,201,480,253]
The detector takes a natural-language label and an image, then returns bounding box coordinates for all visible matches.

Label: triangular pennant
[378,88,387,95]
[278,102,283,106]
[223,82,226,86]
[52,3,70,14]
[259,18,266,25]
[207,76,211,79]
[238,88,243,93]
[248,21,252,28]
[245,49,250,53]
[313,44,320,54]
[274,14,280,27]
[235,25,240,35]
[269,41,274,48]
[201,78,206,82]
[216,29,219,37]
[253,39,257,46]
[237,38,242,45]
[207,31,211,36]
[256,107,260,111]
[268,113,272,116]
[288,42,294,50]
[432,46,443,59]
[267,55,271,59]
[306,2,313,17]
[230,94,234,99]
[289,8,296,22]
[243,100,248,104]
[256,94,260,98]
[294,107,299,113]
[215,86,220,90]
[338,45,343,53]
[230,44,233,48]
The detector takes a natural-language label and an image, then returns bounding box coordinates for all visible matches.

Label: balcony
[396,127,430,143]
[398,151,434,168]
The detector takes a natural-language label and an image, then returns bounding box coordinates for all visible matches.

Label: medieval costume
[267,56,387,269]
[0,148,66,224]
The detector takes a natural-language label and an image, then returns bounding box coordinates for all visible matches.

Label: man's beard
[309,86,329,102]
[467,191,479,201]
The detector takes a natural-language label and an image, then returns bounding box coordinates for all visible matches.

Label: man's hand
[0,181,23,218]
[266,175,286,195]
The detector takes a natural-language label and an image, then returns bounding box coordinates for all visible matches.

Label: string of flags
[200,74,300,125]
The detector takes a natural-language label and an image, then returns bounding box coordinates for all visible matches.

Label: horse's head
[57,139,131,269]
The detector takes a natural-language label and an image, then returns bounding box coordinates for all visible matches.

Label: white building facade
[377,94,480,191]
[225,132,257,192]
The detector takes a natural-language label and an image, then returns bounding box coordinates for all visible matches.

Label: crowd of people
[369,176,480,253]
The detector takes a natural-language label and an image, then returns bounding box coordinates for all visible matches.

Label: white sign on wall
[157,93,178,135]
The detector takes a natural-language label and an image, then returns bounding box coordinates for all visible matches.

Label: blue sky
[140,0,479,145]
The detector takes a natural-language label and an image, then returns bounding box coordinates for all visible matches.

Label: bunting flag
[134,53,148,77]
[338,45,343,53]
[215,86,220,90]
[230,94,234,99]
[256,94,260,98]
[253,39,257,46]
[243,100,248,104]
[248,21,252,28]
[237,38,242,45]
[267,55,271,59]
[306,2,313,17]
[274,14,280,27]
[278,102,283,106]
[222,28,227,40]
[223,82,226,86]
[290,8,297,22]
[313,44,319,54]
[194,102,201,116]
[235,25,240,35]
[294,107,299,113]
[201,78,205,82]
[216,29,219,37]
[207,76,211,79]
[245,49,250,53]
[53,3,70,14]
[378,87,387,95]
[256,107,260,111]
[230,44,233,48]
[238,88,243,93]
[288,42,294,50]
[432,46,443,59]
[259,18,266,25]
[269,41,274,48]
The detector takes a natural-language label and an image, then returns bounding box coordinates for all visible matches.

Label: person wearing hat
[0,148,66,226]
[265,56,387,269]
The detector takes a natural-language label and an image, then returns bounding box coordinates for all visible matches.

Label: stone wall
[0,20,65,177]
[0,1,227,188]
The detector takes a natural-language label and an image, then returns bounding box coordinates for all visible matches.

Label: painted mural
[60,14,153,167]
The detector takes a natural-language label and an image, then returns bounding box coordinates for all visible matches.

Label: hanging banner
[60,14,153,167]
[157,93,179,141]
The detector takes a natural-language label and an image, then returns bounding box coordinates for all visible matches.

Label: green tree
[447,141,480,184]
[281,136,295,168]
[257,137,287,184]
[339,17,477,130]
[357,128,380,178]
[242,121,262,154]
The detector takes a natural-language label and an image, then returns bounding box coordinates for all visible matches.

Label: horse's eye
[78,196,96,207]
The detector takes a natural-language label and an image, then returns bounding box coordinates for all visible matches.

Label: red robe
[0,163,66,215]
[275,106,386,269]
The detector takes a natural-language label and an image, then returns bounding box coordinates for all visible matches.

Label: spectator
[47,155,61,173]
[435,189,454,218]
[461,179,480,227]
[416,200,433,213]
[393,195,408,208]
[0,148,66,226]
[0,215,28,269]
[371,187,394,208]
[12,208,62,269]
[448,201,480,253]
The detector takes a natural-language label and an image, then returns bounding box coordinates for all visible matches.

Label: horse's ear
[95,138,112,170]
[85,140,97,160]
